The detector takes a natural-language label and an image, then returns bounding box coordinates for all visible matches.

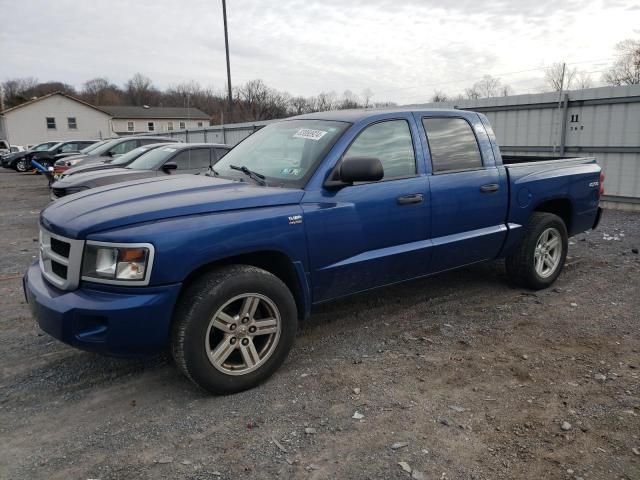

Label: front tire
[15,158,28,172]
[506,212,568,290]
[171,265,297,394]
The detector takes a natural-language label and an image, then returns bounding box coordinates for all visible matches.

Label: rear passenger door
[420,114,508,272]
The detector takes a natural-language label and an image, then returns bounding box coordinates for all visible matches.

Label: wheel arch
[179,250,310,322]
[533,197,573,233]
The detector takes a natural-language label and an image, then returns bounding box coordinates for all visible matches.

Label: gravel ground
[0,168,639,480]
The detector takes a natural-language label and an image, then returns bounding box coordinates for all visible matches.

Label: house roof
[100,105,210,120]
[0,91,111,116]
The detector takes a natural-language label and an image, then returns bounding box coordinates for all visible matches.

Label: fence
[151,84,640,205]
[152,119,273,148]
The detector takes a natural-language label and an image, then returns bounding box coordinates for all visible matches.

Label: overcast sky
[1,0,639,103]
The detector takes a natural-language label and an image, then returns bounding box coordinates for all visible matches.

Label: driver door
[302,117,431,302]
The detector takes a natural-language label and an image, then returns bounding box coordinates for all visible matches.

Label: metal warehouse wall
[149,85,640,203]
[150,119,273,149]
[412,85,640,204]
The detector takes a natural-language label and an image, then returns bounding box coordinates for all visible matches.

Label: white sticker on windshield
[293,128,328,141]
[162,147,177,152]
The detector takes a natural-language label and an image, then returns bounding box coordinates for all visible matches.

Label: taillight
[599,171,605,196]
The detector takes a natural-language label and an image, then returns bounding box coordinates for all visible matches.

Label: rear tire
[506,212,568,290]
[171,265,297,394]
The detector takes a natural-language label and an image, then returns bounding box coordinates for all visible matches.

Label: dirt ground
[0,167,638,480]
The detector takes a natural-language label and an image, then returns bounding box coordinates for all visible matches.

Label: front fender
[86,205,309,286]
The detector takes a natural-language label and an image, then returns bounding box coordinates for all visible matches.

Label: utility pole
[553,62,566,155]
[222,0,233,123]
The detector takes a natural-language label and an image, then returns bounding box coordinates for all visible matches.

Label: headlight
[81,242,154,285]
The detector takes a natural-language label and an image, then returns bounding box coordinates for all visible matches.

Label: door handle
[480,183,499,193]
[397,193,423,205]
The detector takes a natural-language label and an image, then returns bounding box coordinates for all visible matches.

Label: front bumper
[24,262,182,356]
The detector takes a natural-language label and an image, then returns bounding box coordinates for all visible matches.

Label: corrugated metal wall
[413,85,640,202]
[149,85,640,202]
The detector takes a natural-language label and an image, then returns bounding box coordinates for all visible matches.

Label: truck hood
[53,168,160,189]
[42,175,305,238]
[62,161,119,177]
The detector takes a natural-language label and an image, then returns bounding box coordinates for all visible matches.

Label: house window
[46,117,56,129]
[197,121,203,127]
[127,121,135,132]
[67,117,77,129]
[167,121,174,131]
[179,121,186,130]
[147,122,155,132]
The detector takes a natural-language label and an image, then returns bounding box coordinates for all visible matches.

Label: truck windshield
[214,119,350,187]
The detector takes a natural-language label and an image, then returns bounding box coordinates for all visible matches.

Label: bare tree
[337,90,361,109]
[464,87,480,100]
[81,77,124,105]
[361,88,374,108]
[575,71,593,89]
[125,73,158,106]
[315,91,337,111]
[1,77,39,107]
[603,38,640,85]
[544,63,577,91]
[431,90,449,102]
[473,75,502,97]
[500,84,514,96]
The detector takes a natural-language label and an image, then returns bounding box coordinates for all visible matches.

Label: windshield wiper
[206,166,220,177]
[229,164,267,185]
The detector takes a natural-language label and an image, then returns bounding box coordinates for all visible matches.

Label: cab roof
[290,107,470,123]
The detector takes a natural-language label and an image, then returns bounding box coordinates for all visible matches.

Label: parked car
[0,140,10,156]
[28,140,99,171]
[0,145,25,161]
[50,143,231,199]
[2,141,60,170]
[25,109,603,394]
[56,142,178,180]
[53,136,179,175]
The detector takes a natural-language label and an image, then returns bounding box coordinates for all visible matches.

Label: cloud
[1,0,638,103]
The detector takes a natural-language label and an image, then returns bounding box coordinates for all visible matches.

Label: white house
[0,92,212,147]
[101,106,210,135]
[0,92,112,146]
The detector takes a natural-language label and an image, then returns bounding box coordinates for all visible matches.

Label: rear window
[423,118,483,173]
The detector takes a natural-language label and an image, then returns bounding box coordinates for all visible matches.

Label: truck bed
[502,155,592,165]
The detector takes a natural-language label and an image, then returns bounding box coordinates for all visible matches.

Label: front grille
[52,187,66,198]
[39,228,84,290]
[50,237,71,257]
[51,261,68,279]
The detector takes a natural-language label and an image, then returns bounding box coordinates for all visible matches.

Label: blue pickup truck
[24,108,603,393]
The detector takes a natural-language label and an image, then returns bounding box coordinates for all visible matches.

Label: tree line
[2,38,638,121]
[0,74,394,124]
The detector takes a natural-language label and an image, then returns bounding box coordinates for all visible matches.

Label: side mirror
[325,157,383,188]
[162,161,178,172]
